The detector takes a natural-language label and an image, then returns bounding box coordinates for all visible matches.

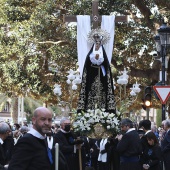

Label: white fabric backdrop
[101,15,115,64]
[77,15,91,77]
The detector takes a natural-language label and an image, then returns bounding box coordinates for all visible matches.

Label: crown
[87,28,110,45]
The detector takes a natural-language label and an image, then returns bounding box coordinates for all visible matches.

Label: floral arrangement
[73,108,121,135]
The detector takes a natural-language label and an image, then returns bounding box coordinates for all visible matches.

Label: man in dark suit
[8,107,54,170]
[138,119,151,168]
[139,120,151,150]
[89,138,100,170]
[0,122,11,170]
[54,117,84,170]
[116,118,142,170]
[161,119,170,170]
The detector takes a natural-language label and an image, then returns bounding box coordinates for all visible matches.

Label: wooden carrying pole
[79,148,82,170]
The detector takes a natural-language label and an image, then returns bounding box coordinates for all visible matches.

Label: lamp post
[154,21,170,120]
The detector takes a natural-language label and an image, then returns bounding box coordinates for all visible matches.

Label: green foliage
[0,0,76,104]
[0,0,170,112]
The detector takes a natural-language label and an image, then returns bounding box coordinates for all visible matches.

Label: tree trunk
[11,97,19,123]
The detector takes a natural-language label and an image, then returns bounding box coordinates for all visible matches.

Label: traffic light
[144,86,152,107]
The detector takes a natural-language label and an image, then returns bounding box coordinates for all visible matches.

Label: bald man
[8,107,54,170]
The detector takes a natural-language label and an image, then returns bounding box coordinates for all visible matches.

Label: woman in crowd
[142,131,162,170]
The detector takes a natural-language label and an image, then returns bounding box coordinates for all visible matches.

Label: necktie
[44,138,53,164]
[47,147,53,164]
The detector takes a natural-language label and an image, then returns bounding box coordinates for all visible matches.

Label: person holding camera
[54,117,84,170]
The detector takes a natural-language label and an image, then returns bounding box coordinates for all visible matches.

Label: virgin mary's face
[93,34,103,43]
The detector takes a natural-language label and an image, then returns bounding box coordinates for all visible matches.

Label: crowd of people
[0,107,170,170]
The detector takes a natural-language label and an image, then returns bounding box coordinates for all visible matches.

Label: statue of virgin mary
[76,16,116,114]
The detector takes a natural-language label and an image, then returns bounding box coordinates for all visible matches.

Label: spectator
[0,122,11,170]
[151,125,159,139]
[13,130,21,145]
[13,123,20,131]
[161,119,170,170]
[142,132,162,170]
[20,126,29,136]
[139,119,152,168]
[159,120,166,144]
[2,123,14,164]
[23,121,28,127]
[13,126,30,145]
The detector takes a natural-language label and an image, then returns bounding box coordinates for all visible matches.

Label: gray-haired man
[0,122,11,170]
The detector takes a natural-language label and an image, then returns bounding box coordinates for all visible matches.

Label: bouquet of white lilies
[73,108,121,134]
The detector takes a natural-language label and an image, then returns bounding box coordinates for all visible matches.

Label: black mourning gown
[77,44,116,113]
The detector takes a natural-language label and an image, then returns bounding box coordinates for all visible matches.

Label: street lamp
[154,21,170,120]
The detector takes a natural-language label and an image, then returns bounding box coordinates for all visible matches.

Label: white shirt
[126,128,136,133]
[27,128,45,139]
[145,130,152,135]
[98,138,108,162]
[0,138,3,144]
[47,136,54,149]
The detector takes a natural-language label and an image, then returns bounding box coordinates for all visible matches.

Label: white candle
[55,143,59,170]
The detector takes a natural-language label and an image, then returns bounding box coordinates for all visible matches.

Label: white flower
[84,113,90,117]
[66,79,71,84]
[87,109,91,112]
[74,74,82,84]
[113,117,119,125]
[108,113,114,118]
[103,112,109,117]
[72,84,77,90]
[81,125,87,131]
[73,124,77,128]
[116,111,121,115]
[87,127,91,131]
[106,120,110,123]
[111,124,115,128]
[88,118,94,123]
[100,115,104,119]
[100,120,105,123]
[94,117,100,122]
[90,113,93,117]
[101,108,106,112]
[67,74,75,80]
[73,109,120,133]
[81,117,86,121]
[53,84,62,96]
